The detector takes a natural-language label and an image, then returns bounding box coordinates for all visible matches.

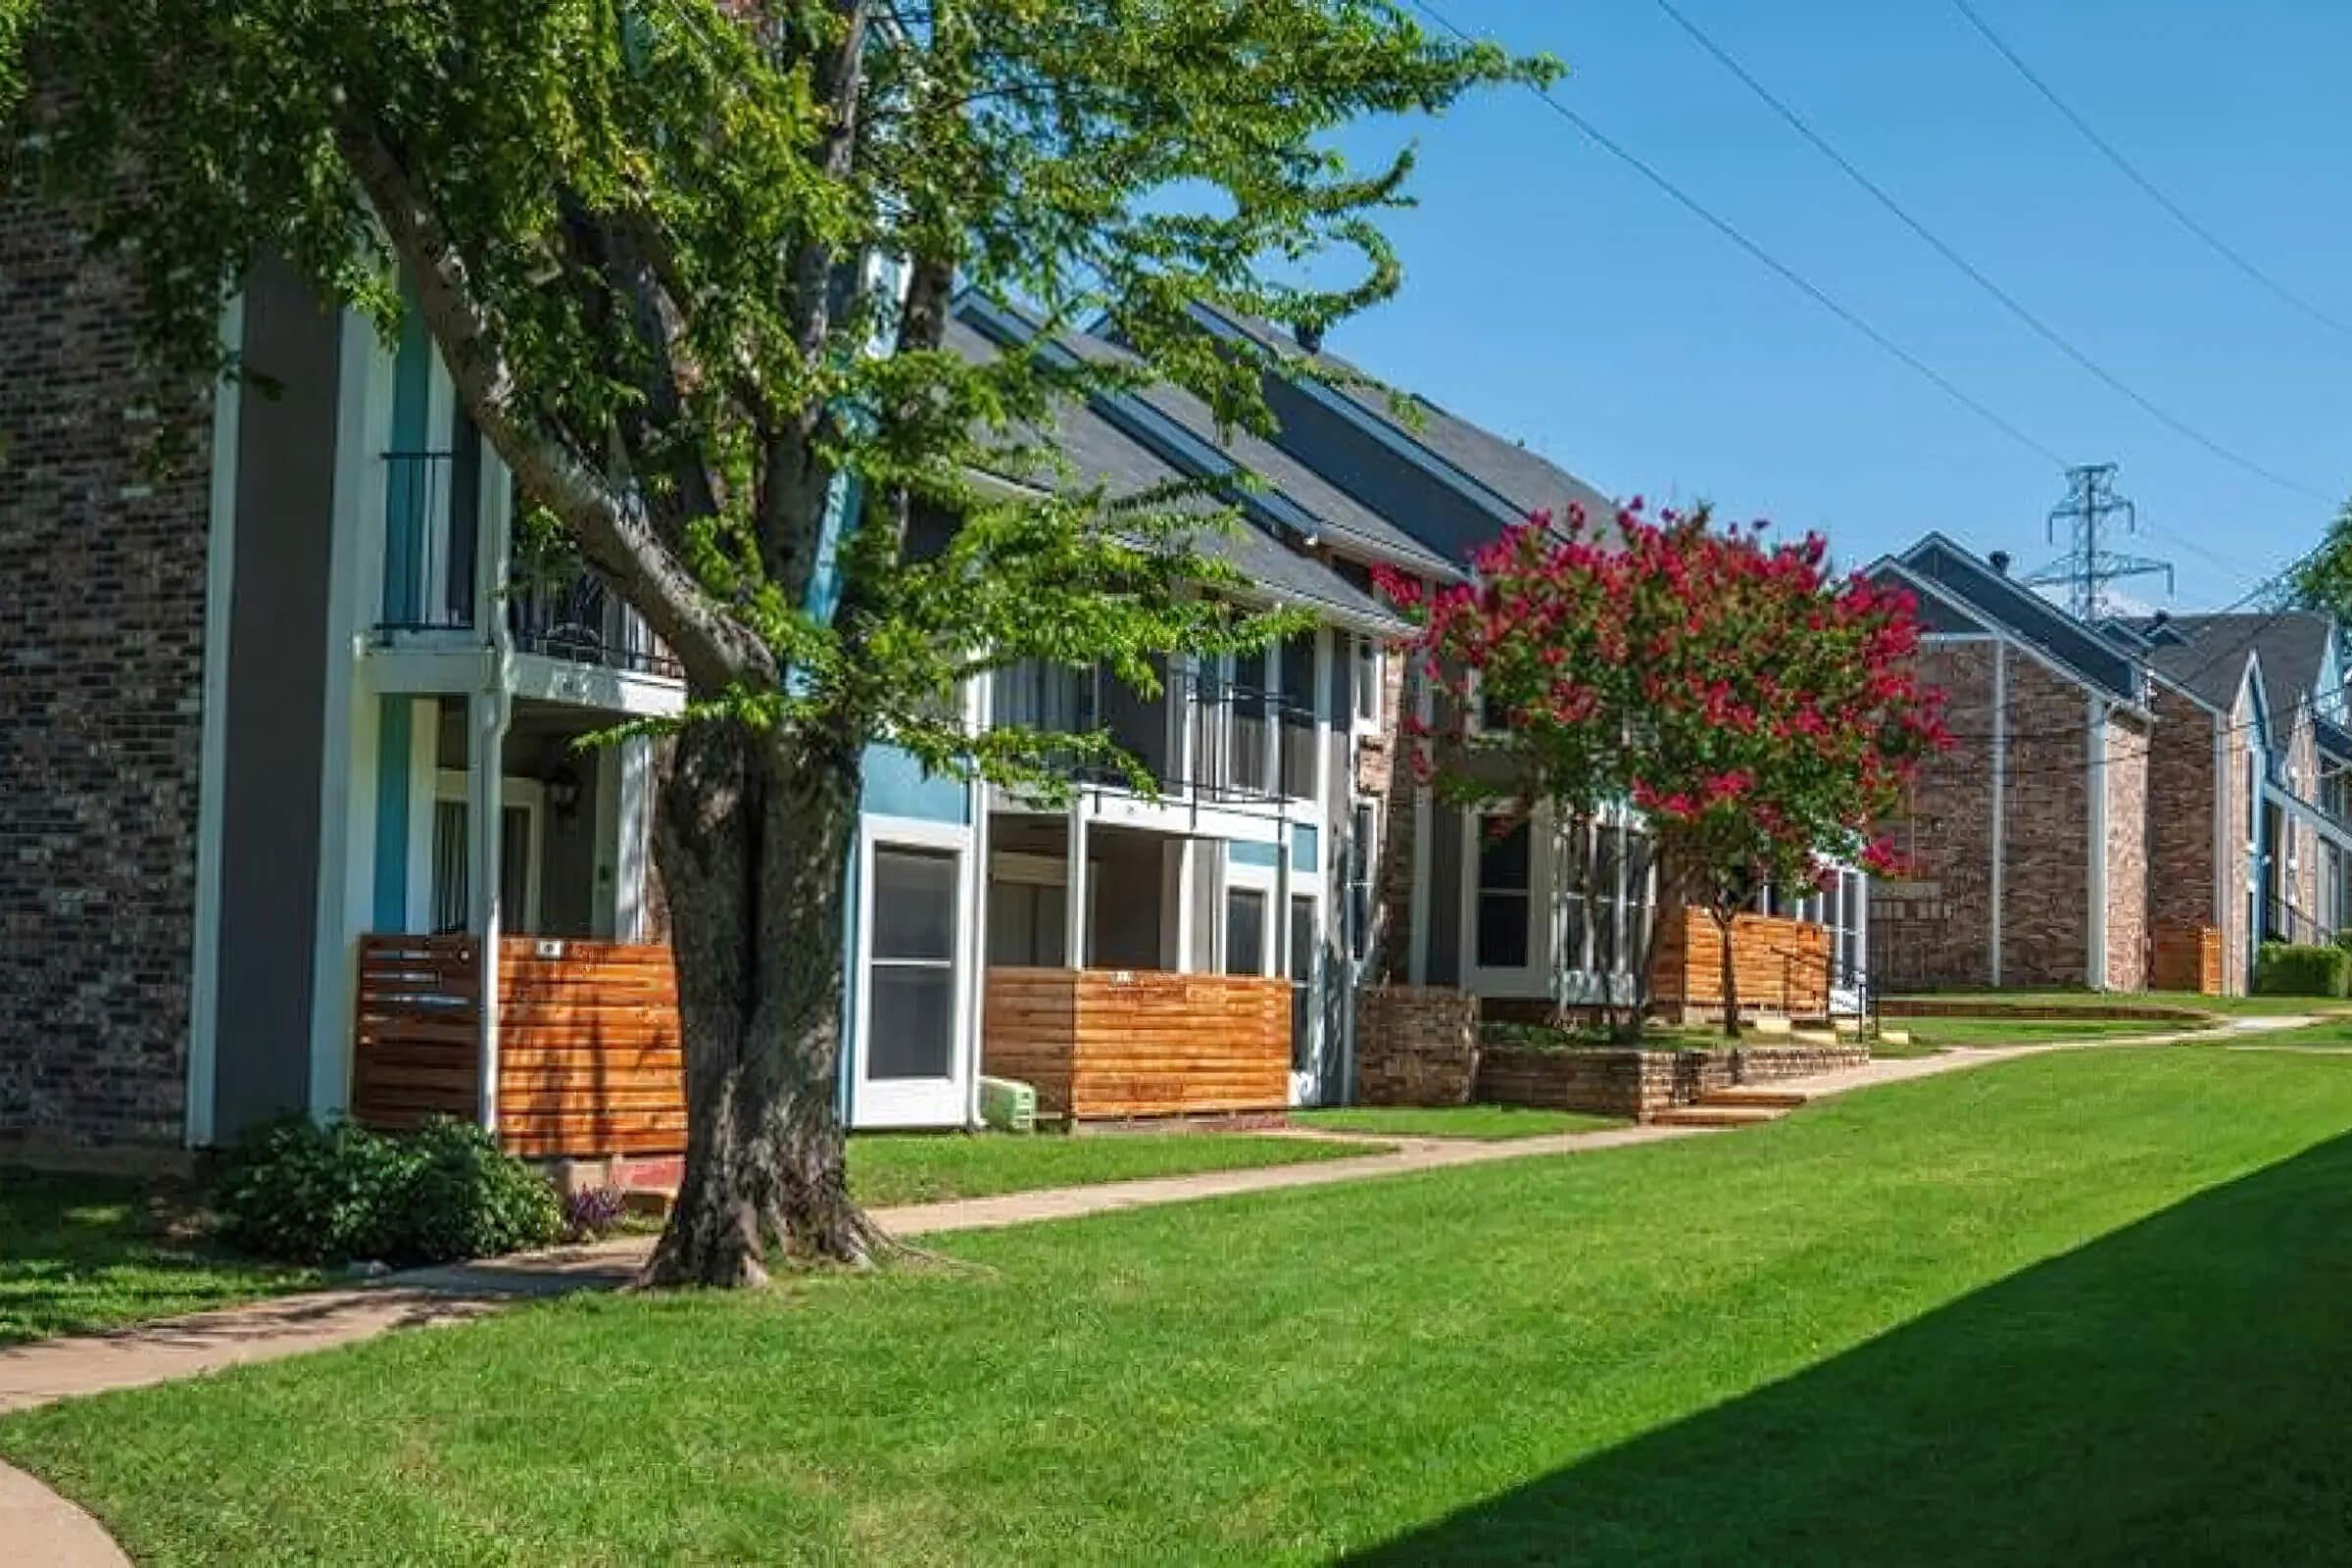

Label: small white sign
[535,939,567,959]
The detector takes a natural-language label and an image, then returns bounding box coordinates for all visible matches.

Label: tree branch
[336,116,772,694]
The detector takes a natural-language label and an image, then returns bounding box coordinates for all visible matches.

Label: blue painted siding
[1231,840,1279,869]
[860,743,969,824]
[1292,822,1319,873]
[370,697,412,931]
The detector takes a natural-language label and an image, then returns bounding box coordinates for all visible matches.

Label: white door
[853,829,974,1127]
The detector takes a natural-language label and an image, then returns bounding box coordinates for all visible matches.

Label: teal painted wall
[371,697,413,931]
[860,743,970,824]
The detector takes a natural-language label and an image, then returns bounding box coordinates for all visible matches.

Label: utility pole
[2020,463,2173,620]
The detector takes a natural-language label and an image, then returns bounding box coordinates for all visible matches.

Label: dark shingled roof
[1198,307,1622,537]
[942,317,1401,631]
[2127,612,2333,724]
[1886,535,2146,706]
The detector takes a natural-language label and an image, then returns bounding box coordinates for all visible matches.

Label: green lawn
[1288,1105,1625,1141]
[2209,1018,2352,1051]
[0,1176,314,1348]
[1891,988,2332,1017]
[845,1130,1383,1207]
[14,1049,2352,1563]
[1881,1015,2206,1054]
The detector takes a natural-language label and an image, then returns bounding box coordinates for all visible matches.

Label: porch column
[1064,798,1088,969]
[468,687,509,1129]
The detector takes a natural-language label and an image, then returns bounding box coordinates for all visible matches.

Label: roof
[2126,612,2334,727]
[1193,306,1623,540]
[1884,534,2147,707]
[941,316,1402,633]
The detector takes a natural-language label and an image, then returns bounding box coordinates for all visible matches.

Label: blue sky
[1312,0,2352,609]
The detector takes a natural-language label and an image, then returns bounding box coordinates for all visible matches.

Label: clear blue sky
[1313,0,2352,609]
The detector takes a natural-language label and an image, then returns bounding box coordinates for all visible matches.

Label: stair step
[1650,1104,1787,1129]
[1695,1088,1808,1109]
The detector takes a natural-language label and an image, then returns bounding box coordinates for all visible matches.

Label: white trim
[1989,639,2007,988]
[2087,695,2109,991]
[1408,672,1433,987]
[962,673,991,1129]
[306,307,394,1124]
[433,768,546,933]
[850,813,976,1129]
[404,698,439,931]
[613,735,653,941]
[184,291,244,1148]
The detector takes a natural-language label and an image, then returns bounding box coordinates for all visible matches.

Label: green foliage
[2286,500,2352,623]
[2254,942,2350,999]
[216,1117,562,1266]
[2,0,1548,800]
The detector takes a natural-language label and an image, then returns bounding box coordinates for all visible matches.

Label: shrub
[217,1116,563,1267]
[2254,942,2351,999]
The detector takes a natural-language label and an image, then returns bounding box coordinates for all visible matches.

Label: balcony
[508,559,681,681]
[987,659,1316,808]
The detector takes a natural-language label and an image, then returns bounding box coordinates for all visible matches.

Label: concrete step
[1649,1104,1788,1129]
[1694,1087,1809,1110]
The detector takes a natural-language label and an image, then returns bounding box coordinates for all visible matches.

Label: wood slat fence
[351,934,688,1158]
[983,966,1292,1121]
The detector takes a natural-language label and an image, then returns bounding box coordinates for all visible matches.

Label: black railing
[2264,893,2333,949]
[508,564,681,680]
[376,450,477,632]
[988,661,1315,807]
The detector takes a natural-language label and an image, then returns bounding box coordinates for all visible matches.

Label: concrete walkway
[0,1009,2306,1564]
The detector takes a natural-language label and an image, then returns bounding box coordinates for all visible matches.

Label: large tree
[2,2,1543,1283]
[1386,503,1945,1039]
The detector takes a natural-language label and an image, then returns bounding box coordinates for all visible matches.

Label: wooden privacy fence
[983,966,1292,1121]
[352,934,688,1158]
[2150,923,2225,996]
[1649,907,1833,1021]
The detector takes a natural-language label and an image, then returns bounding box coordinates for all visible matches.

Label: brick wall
[2147,682,2218,944]
[2102,710,2150,991]
[0,198,210,1154]
[1871,640,1996,988]
[2000,654,2093,988]
[1353,985,1477,1105]
[1363,621,1415,983]
[1478,1042,1870,1121]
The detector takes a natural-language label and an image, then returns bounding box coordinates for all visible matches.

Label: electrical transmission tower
[2020,463,2174,620]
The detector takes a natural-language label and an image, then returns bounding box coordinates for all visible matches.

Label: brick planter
[1354,986,1480,1106]
[1478,1042,1870,1122]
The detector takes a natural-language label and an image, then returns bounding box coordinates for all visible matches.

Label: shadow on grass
[1349,1132,2352,1565]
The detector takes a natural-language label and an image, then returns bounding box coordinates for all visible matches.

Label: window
[428,781,540,934]
[1279,631,1317,797]
[1353,637,1383,728]
[1232,649,1271,795]
[1592,824,1623,973]
[1559,818,1593,973]
[1223,887,1268,976]
[868,847,959,1080]
[1288,894,1317,1070]
[1838,870,1865,985]
[1623,829,1655,973]
[1348,803,1379,962]
[985,881,1066,968]
[991,659,1089,734]
[1475,816,1533,969]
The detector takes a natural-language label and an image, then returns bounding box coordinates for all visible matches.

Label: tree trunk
[644,721,885,1288]
[1621,888,1664,1045]
[1712,901,1743,1043]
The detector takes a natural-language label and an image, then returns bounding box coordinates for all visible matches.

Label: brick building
[1867,534,2351,997]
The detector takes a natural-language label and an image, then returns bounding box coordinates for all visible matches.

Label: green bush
[2254,942,2351,999]
[217,1116,562,1266]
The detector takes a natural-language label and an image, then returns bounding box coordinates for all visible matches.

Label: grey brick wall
[0,196,209,1154]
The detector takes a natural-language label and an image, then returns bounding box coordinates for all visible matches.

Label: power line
[1406,0,2067,468]
[1948,0,2352,345]
[1650,0,2336,509]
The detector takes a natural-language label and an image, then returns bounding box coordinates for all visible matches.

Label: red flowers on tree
[1378,501,1948,1039]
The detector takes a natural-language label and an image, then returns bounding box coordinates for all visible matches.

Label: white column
[469,688,509,1128]
[1063,798,1089,970]
[405,698,440,931]
[186,290,245,1148]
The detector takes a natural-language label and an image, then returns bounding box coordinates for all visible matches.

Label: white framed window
[1348,801,1379,963]
[1353,636,1383,730]
[1474,813,1535,972]
[428,770,544,934]
[866,844,961,1081]
[1223,886,1270,976]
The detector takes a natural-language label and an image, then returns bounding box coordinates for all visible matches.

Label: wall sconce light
[547,763,582,818]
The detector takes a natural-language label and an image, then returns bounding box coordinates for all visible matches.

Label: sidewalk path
[0,1010,2303,1564]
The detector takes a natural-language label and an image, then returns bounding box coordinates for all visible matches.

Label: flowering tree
[1380,503,1947,1040]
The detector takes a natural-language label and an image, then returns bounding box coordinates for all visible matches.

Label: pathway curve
[0,1009,2308,1564]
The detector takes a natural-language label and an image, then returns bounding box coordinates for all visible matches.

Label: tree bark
[1712,900,1744,1043]
[644,721,885,1287]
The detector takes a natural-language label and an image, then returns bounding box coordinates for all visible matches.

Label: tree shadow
[1348,1132,2352,1565]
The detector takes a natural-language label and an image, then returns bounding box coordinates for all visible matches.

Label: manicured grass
[1892,987,2332,1017]
[16,1050,2352,1563]
[1884,1015,2204,1053]
[1288,1105,1625,1141]
[2211,1018,2352,1050]
[845,1130,1383,1207]
[0,1176,314,1348]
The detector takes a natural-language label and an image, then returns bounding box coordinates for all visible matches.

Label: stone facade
[0,197,210,1156]
[1353,985,1478,1105]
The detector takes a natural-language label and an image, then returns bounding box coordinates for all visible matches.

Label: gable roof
[1189,305,1622,541]
[942,313,1403,633]
[1886,534,2147,707]
[2125,612,2335,730]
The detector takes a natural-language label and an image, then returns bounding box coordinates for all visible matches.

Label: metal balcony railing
[376,450,477,633]
[2264,893,2333,949]
[508,563,681,680]
[985,661,1315,806]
